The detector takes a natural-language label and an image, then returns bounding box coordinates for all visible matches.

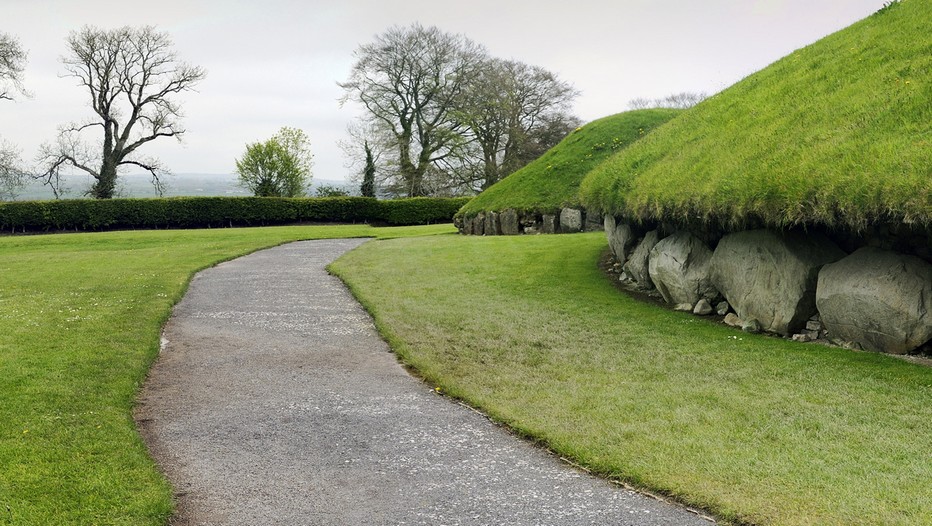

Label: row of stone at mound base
[457,208,603,235]
[605,215,932,355]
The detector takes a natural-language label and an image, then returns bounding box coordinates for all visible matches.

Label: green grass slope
[332,233,932,525]
[458,109,680,218]
[581,0,932,230]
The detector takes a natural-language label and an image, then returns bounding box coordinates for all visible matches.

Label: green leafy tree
[235,127,313,197]
[360,141,376,197]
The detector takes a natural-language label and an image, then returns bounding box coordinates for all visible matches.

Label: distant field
[13,173,354,201]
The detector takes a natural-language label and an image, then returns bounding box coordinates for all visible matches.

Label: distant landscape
[13,173,356,201]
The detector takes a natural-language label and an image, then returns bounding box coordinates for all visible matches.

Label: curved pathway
[136,239,711,525]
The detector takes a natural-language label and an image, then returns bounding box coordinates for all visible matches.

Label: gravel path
[136,239,712,525]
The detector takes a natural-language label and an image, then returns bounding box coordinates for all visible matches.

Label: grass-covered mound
[458,109,680,218]
[581,0,932,231]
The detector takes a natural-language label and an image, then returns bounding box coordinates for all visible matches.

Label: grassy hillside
[458,109,680,218]
[581,0,932,230]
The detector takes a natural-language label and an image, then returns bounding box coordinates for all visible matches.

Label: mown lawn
[0,223,453,525]
[331,232,932,526]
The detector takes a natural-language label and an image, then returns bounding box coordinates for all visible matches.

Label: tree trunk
[92,155,118,199]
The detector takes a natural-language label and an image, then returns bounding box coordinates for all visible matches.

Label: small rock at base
[805,320,822,332]
[693,299,713,316]
[792,333,812,343]
[742,318,762,333]
[716,301,730,316]
[674,302,695,312]
[723,313,743,327]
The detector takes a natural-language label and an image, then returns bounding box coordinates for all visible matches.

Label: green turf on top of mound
[581,0,932,231]
[458,109,680,218]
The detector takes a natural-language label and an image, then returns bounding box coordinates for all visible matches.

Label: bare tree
[0,140,27,201]
[340,24,486,197]
[1,33,28,199]
[457,58,579,190]
[0,32,28,101]
[628,91,707,110]
[37,26,205,199]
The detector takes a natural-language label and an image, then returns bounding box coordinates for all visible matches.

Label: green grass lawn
[458,109,679,218]
[331,232,932,526]
[0,223,454,525]
[581,0,931,230]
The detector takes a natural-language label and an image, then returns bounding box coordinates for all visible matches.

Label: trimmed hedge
[0,196,471,233]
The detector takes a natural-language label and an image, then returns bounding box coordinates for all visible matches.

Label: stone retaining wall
[457,208,602,236]
[604,217,932,355]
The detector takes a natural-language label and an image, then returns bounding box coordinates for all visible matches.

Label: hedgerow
[0,196,471,233]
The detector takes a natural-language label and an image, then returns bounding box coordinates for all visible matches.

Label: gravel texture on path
[136,238,712,526]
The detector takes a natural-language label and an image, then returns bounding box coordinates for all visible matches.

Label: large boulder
[624,230,660,289]
[710,230,845,335]
[603,215,638,263]
[817,247,932,354]
[648,231,718,305]
[560,208,583,233]
[500,209,520,235]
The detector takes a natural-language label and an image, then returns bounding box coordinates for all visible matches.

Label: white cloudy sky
[2,0,883,182]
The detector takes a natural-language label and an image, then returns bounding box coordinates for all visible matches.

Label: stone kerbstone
[710,229,845,335]
[560,208,583,233]
[584,211,603,232]
[648,231,718,305]
[486,212,501,236]
[541,214,557,234]
[500,209,520,235]
[817,247,932,354]
[474,212,486,236]
[462,215,474,235]
[604,215,641,264]
[624,230,660,289]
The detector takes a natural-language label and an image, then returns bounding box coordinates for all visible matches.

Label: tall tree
[340,24,486,197]
[37,26,206,199]
[0,140,26,201]
[0,33,28,200]
[0,32,28,101]
[457,58,578,190]
[360,141,376,198]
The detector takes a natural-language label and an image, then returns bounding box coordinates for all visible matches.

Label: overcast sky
[2,0,883,183]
